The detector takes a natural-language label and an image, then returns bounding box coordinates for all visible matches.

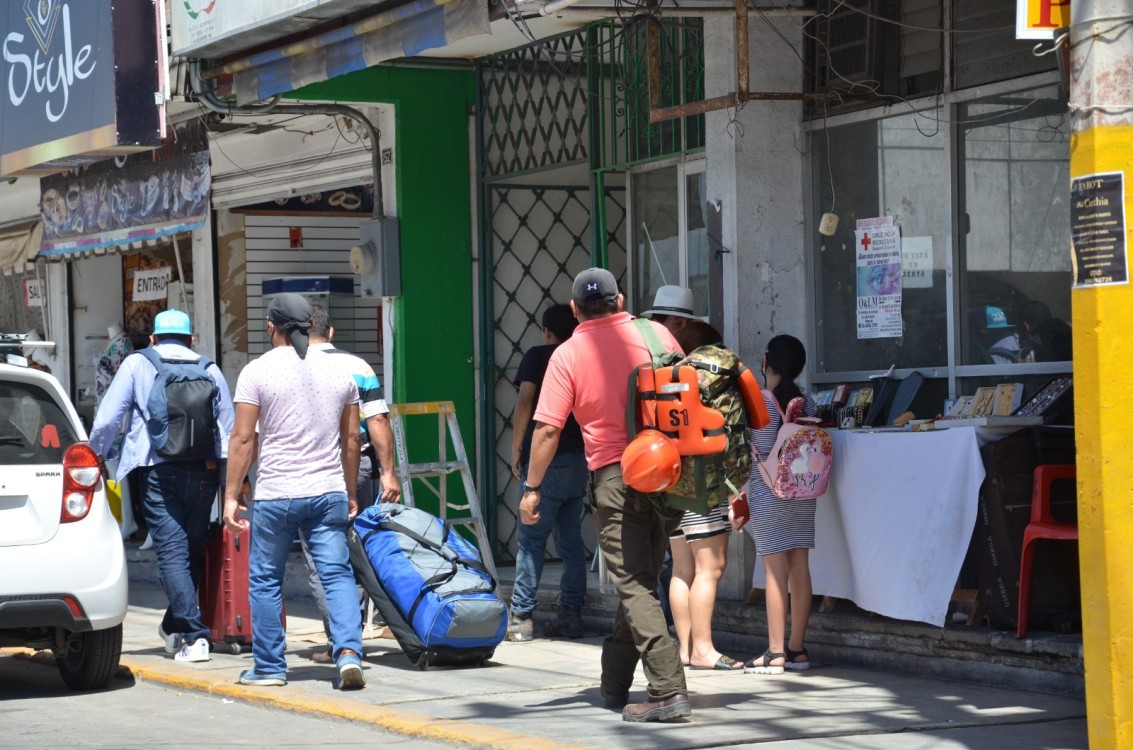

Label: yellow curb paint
[120,657,589,750]
[3,647,588,750]
[1069,123,1133,749]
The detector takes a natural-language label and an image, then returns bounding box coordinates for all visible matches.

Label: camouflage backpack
[626,319,754,516]
[659,345,753,514]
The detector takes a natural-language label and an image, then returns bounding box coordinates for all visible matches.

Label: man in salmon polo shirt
[519,267,689,723]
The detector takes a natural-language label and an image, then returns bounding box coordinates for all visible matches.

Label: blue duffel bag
[349,503,507,668]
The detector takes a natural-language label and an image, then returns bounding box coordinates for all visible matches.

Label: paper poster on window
[132,267,174,302]
[901,236,933,289]
[855,219,902,339]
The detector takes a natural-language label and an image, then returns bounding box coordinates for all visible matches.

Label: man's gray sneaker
[543,607,584,638]
[506,613,534,642]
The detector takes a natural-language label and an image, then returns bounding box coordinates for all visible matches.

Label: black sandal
[785,646,810,671]
[743,649,785,675]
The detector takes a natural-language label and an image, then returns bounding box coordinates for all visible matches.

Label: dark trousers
[592,463,686,701]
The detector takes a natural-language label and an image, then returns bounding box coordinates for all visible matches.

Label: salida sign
[0,0,164,177]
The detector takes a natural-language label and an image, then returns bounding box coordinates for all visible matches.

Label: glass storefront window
[631,162,710,317]
[813,109,949,373]
[812,83,1073,407]
[959,86,1072,365]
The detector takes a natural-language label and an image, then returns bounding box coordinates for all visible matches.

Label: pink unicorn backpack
[754,391,833,500]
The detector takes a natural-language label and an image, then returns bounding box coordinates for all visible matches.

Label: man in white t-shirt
[223,293,366,690]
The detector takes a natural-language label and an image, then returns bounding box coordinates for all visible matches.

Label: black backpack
[136,348,219,460]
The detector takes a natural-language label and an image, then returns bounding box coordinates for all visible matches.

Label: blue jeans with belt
[511,451,589,616]
[249,492,362,676]
[140,460,219,644]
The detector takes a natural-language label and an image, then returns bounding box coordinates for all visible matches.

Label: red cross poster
[855,217,903,339]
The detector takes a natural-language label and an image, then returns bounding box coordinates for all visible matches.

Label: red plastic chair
[1016,464,1078,638]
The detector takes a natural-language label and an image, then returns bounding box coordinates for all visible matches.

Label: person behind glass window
[969,305,1021,364]
[1019,301,1072,362]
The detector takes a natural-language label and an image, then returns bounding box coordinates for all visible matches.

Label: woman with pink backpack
[739,334,817,675]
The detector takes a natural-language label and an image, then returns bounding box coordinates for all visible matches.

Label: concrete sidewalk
[105,581,1087,750]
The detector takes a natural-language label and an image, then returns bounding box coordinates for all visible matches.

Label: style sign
[23,277,42,307]
[132,266,173,302]
[1016,0,1069,40]
[0,0,164,177]
[855,218,903,339]
[1071,171,1128,288]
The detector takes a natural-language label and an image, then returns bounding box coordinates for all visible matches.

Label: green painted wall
[294,67,477,513]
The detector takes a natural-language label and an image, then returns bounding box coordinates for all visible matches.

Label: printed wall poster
[1071,172,1128,288]
[855,217,903,339]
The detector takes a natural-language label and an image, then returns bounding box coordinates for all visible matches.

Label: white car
[0,342,128,690]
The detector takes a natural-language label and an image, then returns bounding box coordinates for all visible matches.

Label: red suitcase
[200,521,254,654]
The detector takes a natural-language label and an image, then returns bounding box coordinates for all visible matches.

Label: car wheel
[56,624,123,690]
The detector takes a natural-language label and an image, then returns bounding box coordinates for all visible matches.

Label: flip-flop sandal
[688,654,744,671]
[786,647,810,671]
[744,649,786,675]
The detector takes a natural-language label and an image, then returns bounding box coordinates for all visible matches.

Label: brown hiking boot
[543,607,584,638]
[622,693,691,723]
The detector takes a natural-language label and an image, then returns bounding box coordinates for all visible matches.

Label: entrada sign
[0,0,165,177]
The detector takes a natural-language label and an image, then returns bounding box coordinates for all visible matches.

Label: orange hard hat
[621,430,682,494]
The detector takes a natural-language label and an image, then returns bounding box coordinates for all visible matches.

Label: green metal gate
[476,18,705,563]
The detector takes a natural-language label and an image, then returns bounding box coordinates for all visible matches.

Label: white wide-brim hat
[642,285,697,320]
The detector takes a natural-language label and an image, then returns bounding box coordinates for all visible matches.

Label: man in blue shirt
[89,309,235,663]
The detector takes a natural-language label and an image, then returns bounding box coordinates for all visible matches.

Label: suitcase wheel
[222,642,243,655]
[415,655,430,671]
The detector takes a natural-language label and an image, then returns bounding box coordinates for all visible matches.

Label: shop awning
[36,122,210,263]
[212,0,489,105]
[0,222,42,277]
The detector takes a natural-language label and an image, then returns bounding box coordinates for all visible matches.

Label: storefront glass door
[630,160,709,317]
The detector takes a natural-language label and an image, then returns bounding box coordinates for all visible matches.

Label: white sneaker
[158,625,182,654]
[174,637,211,663]
[139,532,154,551]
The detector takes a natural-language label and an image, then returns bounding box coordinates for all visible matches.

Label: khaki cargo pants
[592,463,687,701]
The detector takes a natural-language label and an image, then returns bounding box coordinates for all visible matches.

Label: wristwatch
[522,482,541,494]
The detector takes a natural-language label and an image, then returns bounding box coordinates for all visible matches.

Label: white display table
[752,426,988,627]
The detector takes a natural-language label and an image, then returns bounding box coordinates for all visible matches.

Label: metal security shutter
[244,214,380,368]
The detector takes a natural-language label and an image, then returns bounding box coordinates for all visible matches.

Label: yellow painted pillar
[1069,3,1133,746]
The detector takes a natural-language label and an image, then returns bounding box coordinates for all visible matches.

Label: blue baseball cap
[153,309,192,336]
[984,306,1014,329]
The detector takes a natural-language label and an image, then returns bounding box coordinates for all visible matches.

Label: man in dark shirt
[507,303,588,641]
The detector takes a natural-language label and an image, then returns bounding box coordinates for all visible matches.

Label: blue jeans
[302,454,373,644]
[140,461,218,644]
[249,493,362,675]
[512,452,589,616]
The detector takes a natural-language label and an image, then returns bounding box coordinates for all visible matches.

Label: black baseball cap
[572,267,619,306]
[267,293,312,359]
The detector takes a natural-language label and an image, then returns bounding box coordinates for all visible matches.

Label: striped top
[746,391,818,556]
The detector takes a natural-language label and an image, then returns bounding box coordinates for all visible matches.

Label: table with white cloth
[751,426,989,627]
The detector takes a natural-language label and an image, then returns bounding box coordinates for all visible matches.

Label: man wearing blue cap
[90,309,235,663]
[971,305,1022,364]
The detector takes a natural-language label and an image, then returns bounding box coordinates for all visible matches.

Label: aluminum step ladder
[389,401,496,579]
